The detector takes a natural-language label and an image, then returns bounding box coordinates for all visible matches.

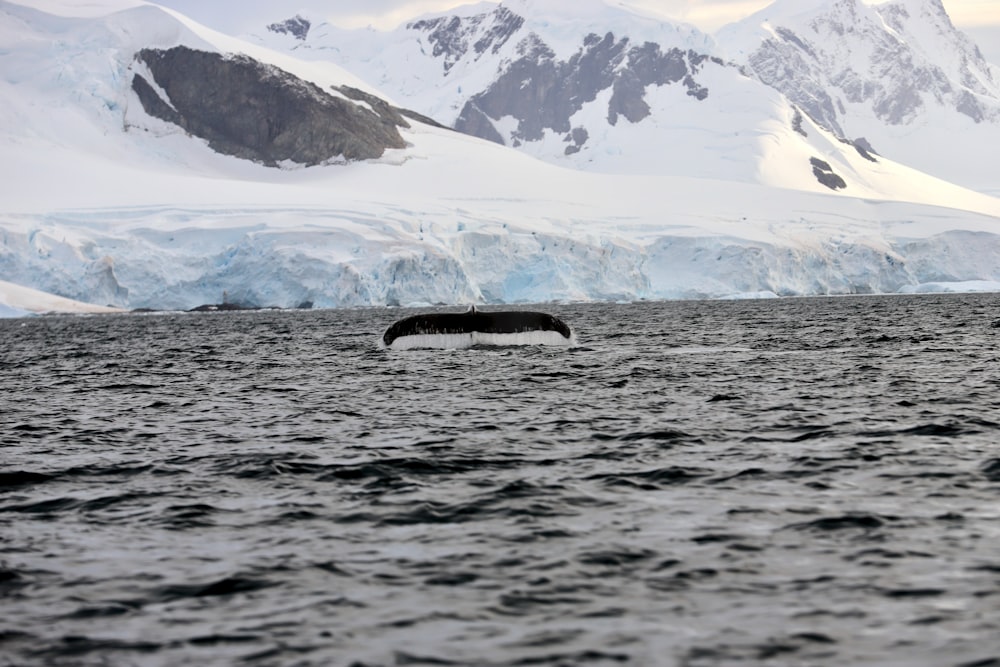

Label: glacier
[6,188,1000,313]
[2,0,1000,316]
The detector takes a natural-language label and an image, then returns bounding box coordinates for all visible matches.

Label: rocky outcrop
[131,46,408,166]
[454,29,719,148]
[811,157,847,190]
[267,15,311,41]
[850,137,878,162]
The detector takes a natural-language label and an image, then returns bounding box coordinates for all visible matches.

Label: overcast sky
[153,0,1000,32]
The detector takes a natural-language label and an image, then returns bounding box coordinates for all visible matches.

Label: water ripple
[2,295,1000,666]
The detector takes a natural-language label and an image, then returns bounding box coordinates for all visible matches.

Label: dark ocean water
[2,295,1000,667]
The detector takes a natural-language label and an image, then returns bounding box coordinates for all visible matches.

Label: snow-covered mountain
[250,0,1000,195]
[248,1,848,187]
[1,0,1000,315]
[719,0,1000,194]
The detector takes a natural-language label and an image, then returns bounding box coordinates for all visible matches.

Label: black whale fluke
[382,305,573,349]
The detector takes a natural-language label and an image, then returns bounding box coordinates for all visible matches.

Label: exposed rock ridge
[452,25,721,148]
[131,46,407,166]
[267,15,311,41]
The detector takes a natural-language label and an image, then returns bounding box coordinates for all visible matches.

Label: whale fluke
[381,308,574,350]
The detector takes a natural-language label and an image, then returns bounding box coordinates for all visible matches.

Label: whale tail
[381,307,573,350]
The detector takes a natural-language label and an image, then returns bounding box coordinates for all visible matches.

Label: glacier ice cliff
[4,208,1000,311]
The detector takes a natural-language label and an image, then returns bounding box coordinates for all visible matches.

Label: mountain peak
[267,15,311,41]
[716,0,1000,189]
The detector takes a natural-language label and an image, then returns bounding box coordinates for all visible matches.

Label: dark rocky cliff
[131,46,409,166]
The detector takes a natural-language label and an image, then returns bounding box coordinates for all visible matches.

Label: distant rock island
[186,299,313,312]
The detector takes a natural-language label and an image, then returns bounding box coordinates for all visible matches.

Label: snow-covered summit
[718,0,1000,191]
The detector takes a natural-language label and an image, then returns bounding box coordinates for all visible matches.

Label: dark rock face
[608,43,707,125]
[564,127,589,155]
[131,46,407,166]
[453,26,717,148]
[268,15,311,41]
[851,137,878,162]
[810,157,848,190]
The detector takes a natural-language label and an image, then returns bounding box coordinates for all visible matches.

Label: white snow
[1,0,1000,318]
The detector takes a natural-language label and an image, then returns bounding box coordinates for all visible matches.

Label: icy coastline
[4,203,1000,316]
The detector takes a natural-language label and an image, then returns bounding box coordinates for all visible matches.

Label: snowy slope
[2,0,1000,315]
[0,280,124,317]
